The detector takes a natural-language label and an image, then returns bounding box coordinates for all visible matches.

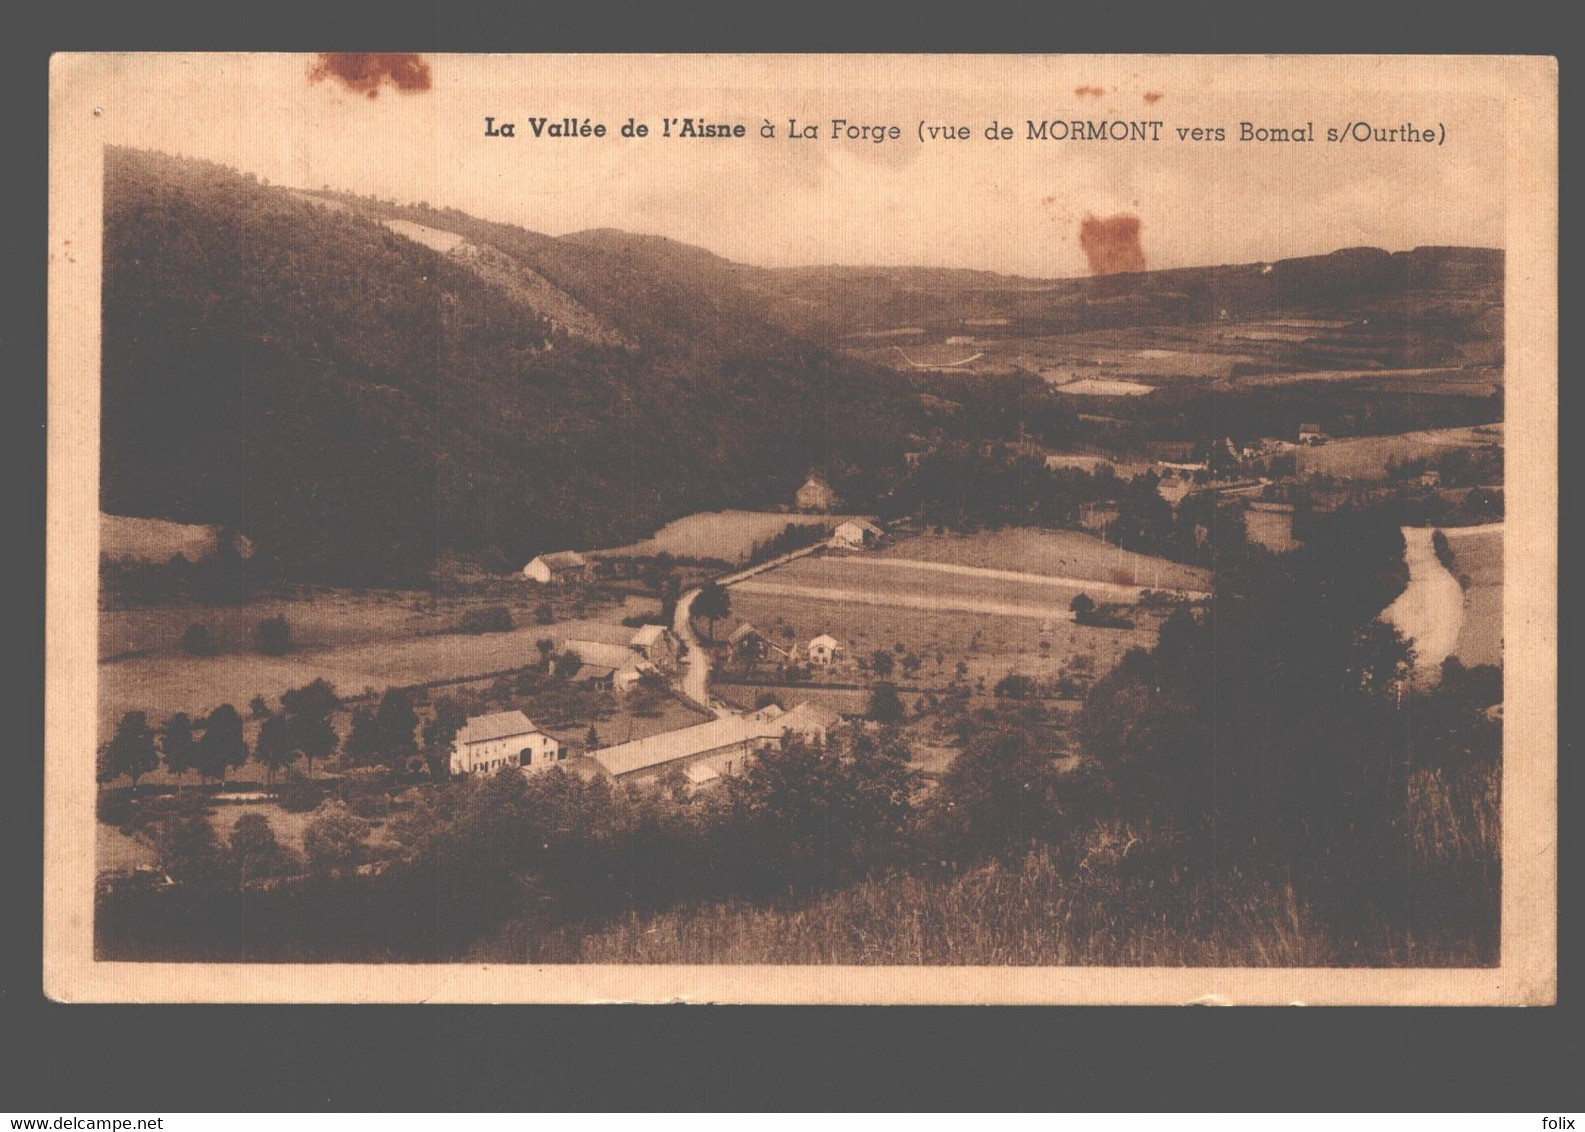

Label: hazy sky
[89,54,1506,278]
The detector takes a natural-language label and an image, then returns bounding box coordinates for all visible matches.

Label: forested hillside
[102,148,916,586]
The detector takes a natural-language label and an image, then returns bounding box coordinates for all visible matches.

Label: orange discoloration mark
[1143,91,1163,104]
[1074,85,1106,98]
[308,53,432,98]
[1079,213,1146,276]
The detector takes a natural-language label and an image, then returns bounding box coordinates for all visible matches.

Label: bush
[1075,604,1135,630]
[993,673,1039,700]
[180,624,218,656]
[276,770,328,813]
[255,615,294,655]
[535,602,555,625]
[303,800,372,871]
[97,787,137,829]
[458,605,515,634]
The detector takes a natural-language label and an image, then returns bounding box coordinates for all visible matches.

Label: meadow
[1293,424,1502,481]
[1445,526,1503,667]
[593,509,863,562]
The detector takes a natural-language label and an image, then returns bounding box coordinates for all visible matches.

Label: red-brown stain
[1143,91,1163,104]
[1074,85,1106,98]
[1079,213,1146,276]
[308,53,432,98]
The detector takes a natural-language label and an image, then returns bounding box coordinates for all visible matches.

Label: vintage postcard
[46,53,1556,1003]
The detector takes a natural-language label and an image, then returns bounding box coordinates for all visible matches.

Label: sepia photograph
[45,53,1557,1004]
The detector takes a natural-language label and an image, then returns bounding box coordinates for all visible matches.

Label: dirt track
[1382,527,1466,673]
[730,579,1079,621]
[843,556,1209,600]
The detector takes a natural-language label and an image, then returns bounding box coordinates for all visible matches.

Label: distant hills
[101,148,914,586]
[101,147,1502,586]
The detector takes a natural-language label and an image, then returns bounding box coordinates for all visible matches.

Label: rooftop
[458,710,543,746]
[591,702,839,778]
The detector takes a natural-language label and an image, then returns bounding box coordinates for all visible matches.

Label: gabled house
[523,550,591,584]
[728,622,788,663]
[564,639,659,692]
[807,634,841,666]
[628,623,680,667]
[795,474,835,513]
[832,518,885,549]
[451,710,561,777]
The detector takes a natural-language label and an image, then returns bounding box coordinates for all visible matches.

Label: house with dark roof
[450,710,561,777]
[564,639,659,692]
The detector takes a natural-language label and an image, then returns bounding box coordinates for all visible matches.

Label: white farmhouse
[807,634,841,666]
[832,518,884,549]
[522,551,591,584]
[450,710,561,777]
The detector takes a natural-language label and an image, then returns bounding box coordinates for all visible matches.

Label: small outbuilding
[523,550,591,584]
[807,634,841,666]
[832,518,885,549]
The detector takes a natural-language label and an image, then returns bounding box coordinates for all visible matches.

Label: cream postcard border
[45,53,1558,1004]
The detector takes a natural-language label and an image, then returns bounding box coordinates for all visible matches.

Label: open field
[593,509,866,562]
[727,588,1164,694]
[99,597,660,740]
[1444,526,1503,668]
[1293,424,1502,481]
[101,587,576,661]
[101,512,229,564]
[873,528,1212,592]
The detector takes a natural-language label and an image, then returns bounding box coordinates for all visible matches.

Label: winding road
[1382,526,1466,673]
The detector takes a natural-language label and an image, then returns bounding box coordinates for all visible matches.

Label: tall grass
[521,765,1501,967]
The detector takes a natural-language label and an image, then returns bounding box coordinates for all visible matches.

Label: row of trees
[98,677,344,788]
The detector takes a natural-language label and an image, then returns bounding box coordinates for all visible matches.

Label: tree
[154,814,223,885]
[585,723,601,751]
[659,573,683,626]
[933,725,1065,862]
[255,615,295,655]
[229,811,297,881]
[693,581,731,642]
[535,601,555,625]
[280,678,340,776]
[1070,593,1095,615]
[247,695,272,720]
[302,800,371,871]
[160,712,198,787]
[253,711,298,786]
[180,623,218,656]
[195,704,249,784]
[869,649,895,678]
[866,681,905,723]
[422,696,468,781]
[343,706,382,767]
[374,687,420,771]
[99,710,159,788]
[554,648,584,681]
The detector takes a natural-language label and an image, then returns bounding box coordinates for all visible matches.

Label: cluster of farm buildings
[459,500,877,793]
